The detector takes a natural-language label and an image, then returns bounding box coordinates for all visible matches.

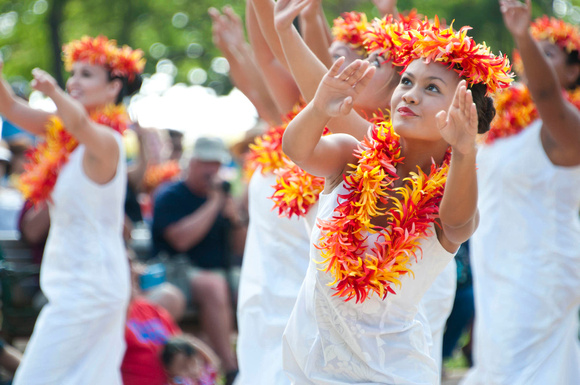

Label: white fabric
[283,182,455,385]
[421,258,457,378]
[462,120,580,385]
[235,171,313,385]
[14,135,130,385]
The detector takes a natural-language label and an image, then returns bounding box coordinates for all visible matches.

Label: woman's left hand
[31,68,59,97]
[436,80,478,155]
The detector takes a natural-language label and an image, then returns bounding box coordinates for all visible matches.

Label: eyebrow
[404,71,447,85]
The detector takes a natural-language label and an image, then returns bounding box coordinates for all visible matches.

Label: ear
[565,62,580,89]
[107,78,123,101]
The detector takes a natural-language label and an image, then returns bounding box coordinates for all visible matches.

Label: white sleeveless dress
[462,120,580,385]
[235,170,313,385]
[283,182,455,384]
[14,135,130,385]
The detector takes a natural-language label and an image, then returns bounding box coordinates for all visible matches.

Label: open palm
[499,0,532,38]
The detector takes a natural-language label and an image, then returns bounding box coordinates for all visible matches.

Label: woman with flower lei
[463,1,580,384]
[233,1,403,384]
[280,13,508,382]
[0,36,144,384]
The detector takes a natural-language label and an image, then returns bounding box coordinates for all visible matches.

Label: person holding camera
[151,136,244,384]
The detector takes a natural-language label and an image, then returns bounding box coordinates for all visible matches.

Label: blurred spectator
[151,136,244,382]
[0,338,22,384]
[0,140,23,232]
[442,241,474,365]
[166,129,184,162]
[162,336,219,385]
[6,137,32,178]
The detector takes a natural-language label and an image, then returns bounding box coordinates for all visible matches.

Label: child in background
[162,336,219,385]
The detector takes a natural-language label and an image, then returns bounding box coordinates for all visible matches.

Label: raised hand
[31,68,59,97]
[209,6,246,57]
[312,58,375,117]
[301,0,322,17]
[499,0,532,39]
[372,0,398,17]
[274,0,312,31]
[436,80,478,155]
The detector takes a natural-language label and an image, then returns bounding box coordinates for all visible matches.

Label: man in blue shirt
[152,136,243,382]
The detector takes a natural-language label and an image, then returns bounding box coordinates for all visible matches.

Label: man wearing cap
[151,136,242,383]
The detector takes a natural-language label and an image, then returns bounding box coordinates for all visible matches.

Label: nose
[402,87,419,105]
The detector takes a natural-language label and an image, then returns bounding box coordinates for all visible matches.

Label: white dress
[283,182,455,385]
[14,135,130,385]
[421,257,456,377]
[235,171,313,385]
[462,120,580,385]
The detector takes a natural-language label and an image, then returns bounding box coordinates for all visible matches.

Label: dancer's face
[329,41,363,70]
[537,39,579,89]
[391,59,461,141]
[66,61,121,111]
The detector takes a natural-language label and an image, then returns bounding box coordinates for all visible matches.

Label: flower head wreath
[63,35,145,81]
[332,12,371,53]
[365,17,514,94]
[530,16,580,58]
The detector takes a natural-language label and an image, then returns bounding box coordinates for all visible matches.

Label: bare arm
[163,192,225,253]
[246,0,301,114]
[19,204,50,245]
[0,63,50,136]
[437,81,480,249]
[209,6,282,126]
[282,59,374,178]
[500,0,580,165]
[300,0,333,68]
[31,69,120,184]
[274,0,372,140]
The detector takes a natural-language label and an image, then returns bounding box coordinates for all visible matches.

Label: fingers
[338,96,354,115]
[353,66,376,93]
[435,110,447,130]
[208,7,220,21]
[327,57,345,77]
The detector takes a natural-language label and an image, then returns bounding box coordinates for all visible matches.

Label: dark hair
[468,82,495,134]
[161,337,197,367]
[108,72,143,104]
[566,50,580,89]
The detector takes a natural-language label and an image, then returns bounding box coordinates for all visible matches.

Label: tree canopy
[0,0,577,96]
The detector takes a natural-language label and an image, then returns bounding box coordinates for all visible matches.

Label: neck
[397,137,449,177]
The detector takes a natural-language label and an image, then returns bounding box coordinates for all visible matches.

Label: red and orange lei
[143,161,181,193]
[317,121,450,303]
[270,110,390,218]
[483,85,580,144]
[19,105,129,204]
[530,16,580,56]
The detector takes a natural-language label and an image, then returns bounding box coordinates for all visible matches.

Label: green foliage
[0,0,574,96]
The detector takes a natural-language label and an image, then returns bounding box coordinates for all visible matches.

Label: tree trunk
[48,0,67,88]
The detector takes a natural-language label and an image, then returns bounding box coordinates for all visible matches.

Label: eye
[372,58,381,68]
[426,83,440,92]
[400,76,412,86]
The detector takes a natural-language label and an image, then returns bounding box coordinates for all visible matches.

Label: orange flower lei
[317,121,450,303]
[270,109,390,218]
[244,103,305,180]
[530,16,580,57]
[63,36,145,81]
[143,161,181,193]
[483,85,580,144]
[19,105,129,204]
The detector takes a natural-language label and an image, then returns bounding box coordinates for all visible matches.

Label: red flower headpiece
[63,36,145,81]
[332,12,370,52]
[530,16,580,58]
[367,17,513,95]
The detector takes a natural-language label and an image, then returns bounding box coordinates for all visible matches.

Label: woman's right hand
[312,58,375,118]
[274,0,311,32]
[499,0,532,39]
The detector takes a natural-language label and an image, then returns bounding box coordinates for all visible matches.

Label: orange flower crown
[365,17,513,94]
[530,16,580,58]
[332,12,370,52]
[63,36,145,81]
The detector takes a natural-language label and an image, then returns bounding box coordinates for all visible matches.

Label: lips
[397,106,418,117]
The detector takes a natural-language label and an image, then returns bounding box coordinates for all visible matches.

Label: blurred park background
[0,0,579,142]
